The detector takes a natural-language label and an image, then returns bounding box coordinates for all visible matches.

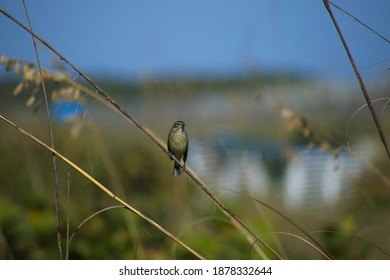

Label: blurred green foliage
[0,77,389,260]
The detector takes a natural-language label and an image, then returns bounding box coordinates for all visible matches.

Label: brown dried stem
[22,0,63,259]
[323,0,390,158]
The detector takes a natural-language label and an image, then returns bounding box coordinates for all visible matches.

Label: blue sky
[1,0,389,82]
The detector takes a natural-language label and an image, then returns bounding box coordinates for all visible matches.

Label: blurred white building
[189,138,369,212]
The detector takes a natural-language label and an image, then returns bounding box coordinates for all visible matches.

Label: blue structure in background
[52,100,85,122]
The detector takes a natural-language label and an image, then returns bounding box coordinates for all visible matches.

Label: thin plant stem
[21,0,63,259]
[328,1,390,44]
[68,206,125,246]
[66,172,71,260]
[269,232,330,260]
[221,188,332,259]
[323,0,390,158]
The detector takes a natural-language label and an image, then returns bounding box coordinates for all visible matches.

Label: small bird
[167,120,189,176]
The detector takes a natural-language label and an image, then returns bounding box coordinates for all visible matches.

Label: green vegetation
[0,56,389,259]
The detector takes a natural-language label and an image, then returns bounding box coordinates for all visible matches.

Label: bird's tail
[173,162,182,176]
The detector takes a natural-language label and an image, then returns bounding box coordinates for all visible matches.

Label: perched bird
[167,120,189,176]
